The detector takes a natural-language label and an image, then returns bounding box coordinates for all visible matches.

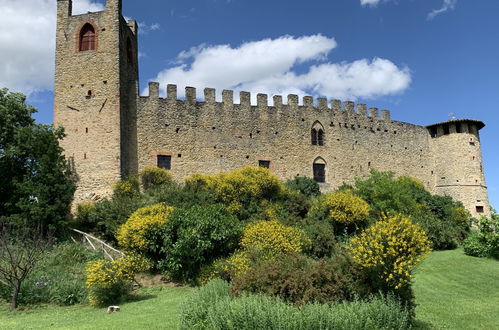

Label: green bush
[140,166,173,191]
[353,170,471,249]
[285,177,320,197]
[300,219,338,258]
[71,196,146,244]
[11,243,102,306]
[231,251,363,306]
[147,204,243,282]
[146,182,215,209]
[463,215,499,259]
[180,280,411,330]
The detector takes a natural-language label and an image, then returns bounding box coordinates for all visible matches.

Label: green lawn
[1,250,497,330]
[0,287,192,330]
[413,249,499,330]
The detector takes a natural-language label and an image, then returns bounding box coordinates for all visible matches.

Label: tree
[0,89,75,235]
[0,223,52,310]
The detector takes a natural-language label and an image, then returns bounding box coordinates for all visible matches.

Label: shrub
[240,220,311,258]
[72,196,146,244]
[112,176,140,199]
[140,166,173,191]
[185,166,286,219]
[353,170,471,249]
[86,255,150,307]
[300,219,338,258]
[285,177,320,197]
[231,252,363,306]
[116,203,174,253]
[180,280,411,330]
[308,191,369,235]
[348,215,431,310]
[463,215,499,259]
[145,182,215,209]
[13,243,102,306]
[146,204,243,282]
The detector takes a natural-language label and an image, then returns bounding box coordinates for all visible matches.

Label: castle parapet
[141,83,394,121]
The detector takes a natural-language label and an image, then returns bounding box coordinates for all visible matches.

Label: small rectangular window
[476,206,484,214]
[157,155,171,170]
[259,160,270,169]
[313,164,326,183]
[443,124,450,135]
[456,123,462,133]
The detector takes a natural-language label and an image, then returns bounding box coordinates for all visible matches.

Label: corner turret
[427,119,490,217]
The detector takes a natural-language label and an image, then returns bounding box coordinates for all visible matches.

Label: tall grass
[179,280,411,330]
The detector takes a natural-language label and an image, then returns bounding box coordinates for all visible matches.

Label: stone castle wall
[137,83,434,191]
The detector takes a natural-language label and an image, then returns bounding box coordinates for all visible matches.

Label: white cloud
[149,35,411,103]
[427,0,457,20]
[0,0,104,95]
[360,0,382,6]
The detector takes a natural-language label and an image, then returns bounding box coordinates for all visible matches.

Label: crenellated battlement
[142,82,392,121]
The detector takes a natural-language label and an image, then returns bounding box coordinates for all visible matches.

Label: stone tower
[428,119,490,218]
[54,0,138,203]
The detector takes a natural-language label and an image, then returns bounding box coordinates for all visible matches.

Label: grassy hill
[413,249,499,329]
[1,249,497,330]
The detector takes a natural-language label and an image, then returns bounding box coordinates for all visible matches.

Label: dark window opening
[85,128,88,133]
[157,155,171,170]
[430,128,437,138]
[317,129,324,146]
[79,23,96,51]
[313,163,326,183]
[476,206,484,214]
[84,153,87,160]
[259,160,271,169]
[470,142,475,146]
[443,124,450,135]
[311,128,318,145]
[456,123,462,133]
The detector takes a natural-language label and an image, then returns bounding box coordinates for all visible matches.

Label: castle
[54,0,490,218]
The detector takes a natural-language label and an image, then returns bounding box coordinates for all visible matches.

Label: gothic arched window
[79,23,96,51]
[311,122,325,146]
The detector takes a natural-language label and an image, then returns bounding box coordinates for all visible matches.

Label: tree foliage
[0,89,75,234]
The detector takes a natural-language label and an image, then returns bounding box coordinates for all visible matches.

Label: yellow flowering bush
[140,166,173,190]
[86,255,151,306]
[348,215,432,290]
[186,166,286,216]
[112,176,140,199]
[309,191,369,225]
[116,203,174,252]
[241,220,311,257]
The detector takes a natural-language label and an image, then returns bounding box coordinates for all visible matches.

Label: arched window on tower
[313,157,326,183]
[79,23,96,51]
[126,37,134,65]
[311,121,325,146]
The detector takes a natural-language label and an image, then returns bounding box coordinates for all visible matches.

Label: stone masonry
[54,0,491,218]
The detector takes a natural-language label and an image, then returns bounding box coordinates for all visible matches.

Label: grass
[413,248,499,329]
[0,286,192,330]
[1,249,497,329]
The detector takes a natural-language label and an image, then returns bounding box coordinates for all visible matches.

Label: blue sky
[1,0,498,209]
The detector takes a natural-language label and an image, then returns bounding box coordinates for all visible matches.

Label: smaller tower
[427,119,490,218]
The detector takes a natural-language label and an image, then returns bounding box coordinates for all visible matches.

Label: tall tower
[54,0,138,203]
[428,119,490,218]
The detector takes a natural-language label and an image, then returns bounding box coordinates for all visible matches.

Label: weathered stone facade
[54,0,490,217]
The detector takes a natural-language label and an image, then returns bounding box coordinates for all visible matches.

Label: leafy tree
[0,89,75,235]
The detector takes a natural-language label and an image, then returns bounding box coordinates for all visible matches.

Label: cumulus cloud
[0,0,104,95]
[360,0,382,6]
[427,0,457,20]
[149,35,411,103]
